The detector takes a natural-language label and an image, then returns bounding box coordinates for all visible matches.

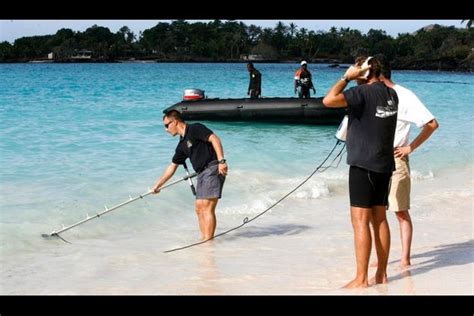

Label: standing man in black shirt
[323,56,398,289]
[247,62,261,98]
[152,110,228,241]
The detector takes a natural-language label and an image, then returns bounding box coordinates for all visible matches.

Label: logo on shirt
[375,99,398,118]
[186,140,193,148]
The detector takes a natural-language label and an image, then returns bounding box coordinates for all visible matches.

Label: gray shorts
[196,161,226,199]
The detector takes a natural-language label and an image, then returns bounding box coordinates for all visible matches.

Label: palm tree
[247,24,262,45]
[118,26,135,44]
[289,23,298,38]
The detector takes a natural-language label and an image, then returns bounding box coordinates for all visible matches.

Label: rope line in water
[164,140,345,253]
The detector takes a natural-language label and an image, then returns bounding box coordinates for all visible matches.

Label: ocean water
[0,63,472,294]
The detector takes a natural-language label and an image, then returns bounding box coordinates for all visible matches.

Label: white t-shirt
[393,84,435,147]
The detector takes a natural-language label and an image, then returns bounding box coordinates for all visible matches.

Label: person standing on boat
[152,110,228,241]
[323,56,398,288]
[294,60,316,98]
[247,62,261,98]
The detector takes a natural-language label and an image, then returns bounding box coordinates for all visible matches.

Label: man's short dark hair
[375,53,392,79]
[247,62,254,68]
[368,57,382,79]
[163,109,184,122]
[356,55,382,80]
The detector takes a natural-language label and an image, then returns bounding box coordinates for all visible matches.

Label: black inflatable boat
[162,89,346,124]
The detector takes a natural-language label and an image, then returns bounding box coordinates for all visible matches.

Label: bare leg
[195,200,206,240]
[395,210,412,268]
[343,206,372,289]
[371,205,391,284]
[368,213,378,267]
[196,198,218,240]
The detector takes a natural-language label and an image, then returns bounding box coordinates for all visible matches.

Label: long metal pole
[43,173,197,237]
[183,162,197,196]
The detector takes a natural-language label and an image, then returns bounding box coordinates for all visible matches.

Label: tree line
[1,20,472,71]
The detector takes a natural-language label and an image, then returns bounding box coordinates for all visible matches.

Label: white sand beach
[1,164,472,295]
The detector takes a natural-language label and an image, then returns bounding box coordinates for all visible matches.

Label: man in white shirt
[377,55,439,268]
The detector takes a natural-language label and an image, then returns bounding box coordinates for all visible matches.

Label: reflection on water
[400,269,415,294]
[194,243,222,295]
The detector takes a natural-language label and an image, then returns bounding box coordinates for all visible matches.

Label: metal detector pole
[183,161,196,196]
[43,172,197,238]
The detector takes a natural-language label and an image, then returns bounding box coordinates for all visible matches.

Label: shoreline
[0,60,472,72]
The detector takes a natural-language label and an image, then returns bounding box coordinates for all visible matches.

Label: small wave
[293,184,330,199]
[405,80,472,85]
[411,170,435,181]
[219,199,275,215]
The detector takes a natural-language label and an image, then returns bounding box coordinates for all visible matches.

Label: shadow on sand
[389,239,473,282]
[224,224,312,240]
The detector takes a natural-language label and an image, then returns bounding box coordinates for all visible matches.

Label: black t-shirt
[343,81,398,173]
[172,123,217,173]
[248,69,261,91]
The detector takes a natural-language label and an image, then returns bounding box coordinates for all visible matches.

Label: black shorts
[349,166,392,208]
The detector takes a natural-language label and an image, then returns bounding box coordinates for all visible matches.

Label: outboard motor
[183,89,205,101]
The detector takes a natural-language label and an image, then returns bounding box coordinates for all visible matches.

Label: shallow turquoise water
[0,63,472,255]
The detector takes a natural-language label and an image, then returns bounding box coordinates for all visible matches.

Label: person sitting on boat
[294,60,316,98]
[247,62,262,99]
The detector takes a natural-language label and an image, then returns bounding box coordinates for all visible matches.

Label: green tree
[0,41,13,60]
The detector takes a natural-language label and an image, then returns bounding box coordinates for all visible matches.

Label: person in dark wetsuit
[323,55,399,289]
[152,110,228,241]
[247,62,261,98]
[294,60,316,98]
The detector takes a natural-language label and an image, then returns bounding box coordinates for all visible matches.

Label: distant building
[70,50,92,60]
[240,54,264,61]
[48,52,54,60]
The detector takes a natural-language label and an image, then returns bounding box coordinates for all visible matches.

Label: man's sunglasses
[164,121,174,129]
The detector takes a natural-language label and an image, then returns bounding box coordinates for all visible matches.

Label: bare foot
[342,278,368,289]
[400,260,411,269]
[401,269,412,278]
[373,271,388,285]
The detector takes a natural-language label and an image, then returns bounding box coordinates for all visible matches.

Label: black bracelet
[341,76,350,83]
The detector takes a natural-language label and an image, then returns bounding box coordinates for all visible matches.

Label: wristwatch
[341,75,350,83]
[218,159,227,164]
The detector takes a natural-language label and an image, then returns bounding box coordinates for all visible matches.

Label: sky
[0,20,464,43]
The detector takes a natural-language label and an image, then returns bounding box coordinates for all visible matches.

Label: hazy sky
[0,20,464,43]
